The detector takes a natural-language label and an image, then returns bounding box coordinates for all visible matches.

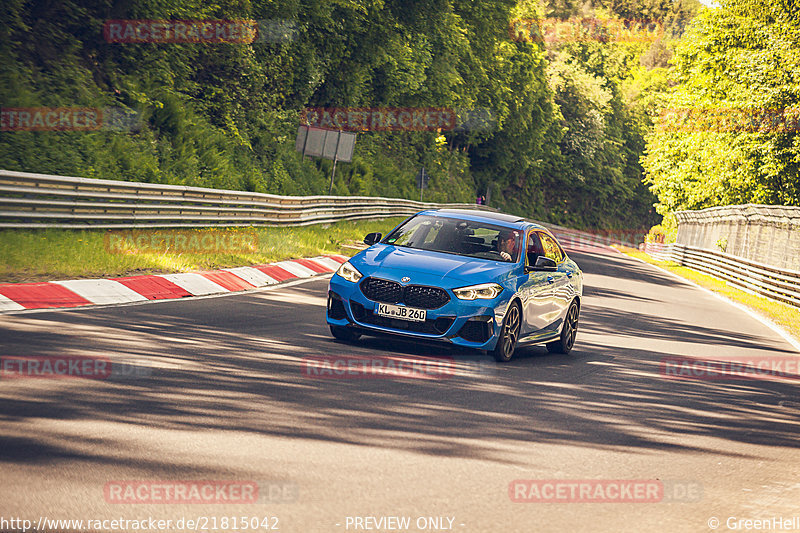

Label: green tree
[643,0,800,215]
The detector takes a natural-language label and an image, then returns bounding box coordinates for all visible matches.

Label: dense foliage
[1,0,705,229]
[643,0,800,217]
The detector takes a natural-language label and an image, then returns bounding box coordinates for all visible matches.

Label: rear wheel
[493,302,521,362]
[329,325,361,342]
[547,300,579,354]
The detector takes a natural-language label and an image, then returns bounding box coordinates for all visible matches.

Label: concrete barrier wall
[675,204,800,271]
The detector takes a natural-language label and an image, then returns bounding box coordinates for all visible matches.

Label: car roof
[419,209,547,231]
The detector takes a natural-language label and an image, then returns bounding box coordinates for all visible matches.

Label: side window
[539,233,564,263]
[526,231,544,266]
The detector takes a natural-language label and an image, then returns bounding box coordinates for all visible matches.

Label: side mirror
[527,255,557,272]
[364,232,382,246]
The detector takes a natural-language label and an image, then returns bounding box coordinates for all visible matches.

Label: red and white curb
[0,255,347,313]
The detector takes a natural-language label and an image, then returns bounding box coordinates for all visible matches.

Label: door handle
[547,276,555,284]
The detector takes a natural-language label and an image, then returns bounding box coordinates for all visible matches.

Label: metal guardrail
[642,242,800,309]
[0,170,493,228]
[641,241,678,263]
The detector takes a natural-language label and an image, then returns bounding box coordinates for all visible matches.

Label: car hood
[351,244,516,285]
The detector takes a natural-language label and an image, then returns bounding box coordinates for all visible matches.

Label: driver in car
[497,230,519,261]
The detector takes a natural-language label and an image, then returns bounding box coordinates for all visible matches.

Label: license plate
[376,303,427,322]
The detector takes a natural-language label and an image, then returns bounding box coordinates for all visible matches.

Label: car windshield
[383,215,521,262]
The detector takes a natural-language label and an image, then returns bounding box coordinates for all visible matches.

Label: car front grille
[404,285,450,309]
[359,277,450,310]
[360,277,403,304]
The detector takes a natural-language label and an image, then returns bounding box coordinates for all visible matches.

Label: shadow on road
[1,250,798,470]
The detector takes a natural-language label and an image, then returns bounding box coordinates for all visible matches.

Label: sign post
[327,133,341,195]
[416,167,429,201]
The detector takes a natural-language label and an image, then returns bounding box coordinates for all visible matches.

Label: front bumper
[326,274,507,350]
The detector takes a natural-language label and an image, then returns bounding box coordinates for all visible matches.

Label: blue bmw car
[327,209,583,361]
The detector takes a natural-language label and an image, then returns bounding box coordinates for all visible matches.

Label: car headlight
[335,261,363,283]
[453,282,503,300]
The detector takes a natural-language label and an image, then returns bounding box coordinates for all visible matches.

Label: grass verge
[617,247,800,343]
[0,217,405,283]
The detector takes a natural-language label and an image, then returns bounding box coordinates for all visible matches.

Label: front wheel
[329,325,361,342]
[547,300,579,354]
[493,302,521,362]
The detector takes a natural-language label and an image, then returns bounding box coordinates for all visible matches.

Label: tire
[547,300,579,354]
[493,302,521,362]
[329,325,361,342]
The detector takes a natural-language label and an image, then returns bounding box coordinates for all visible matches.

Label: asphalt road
[1,248,799,533]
